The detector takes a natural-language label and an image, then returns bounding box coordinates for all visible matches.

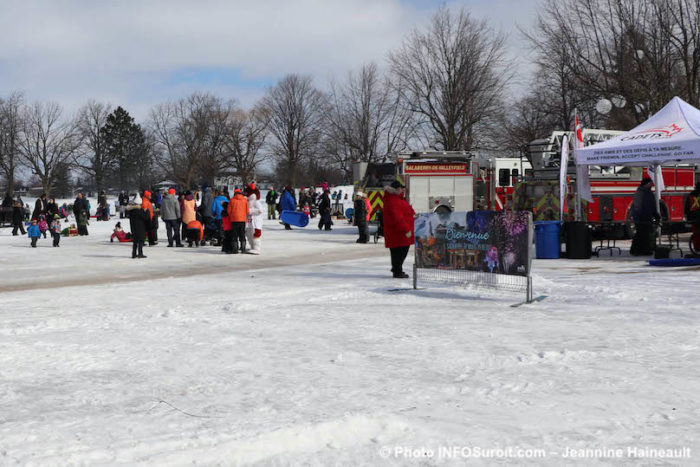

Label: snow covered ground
[1,208,699,466]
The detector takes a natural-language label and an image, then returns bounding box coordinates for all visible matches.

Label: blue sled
[281,210,309,228]
[345,208,354,223]
[648,258,700,267]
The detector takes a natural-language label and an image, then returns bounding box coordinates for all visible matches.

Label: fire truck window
[498,169,511,187]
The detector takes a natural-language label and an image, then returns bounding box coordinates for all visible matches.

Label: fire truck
[519,129,698,236]
[353,152,531,218]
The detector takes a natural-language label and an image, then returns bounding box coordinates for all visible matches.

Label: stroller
[373,208,384,244]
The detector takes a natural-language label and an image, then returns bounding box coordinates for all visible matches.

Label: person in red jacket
[382,181,415,278]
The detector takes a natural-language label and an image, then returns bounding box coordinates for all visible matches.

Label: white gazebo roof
[575,97,700,166]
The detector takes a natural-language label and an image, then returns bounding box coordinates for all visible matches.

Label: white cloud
[0,0,538,120]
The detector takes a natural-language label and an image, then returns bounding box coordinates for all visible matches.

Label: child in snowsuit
[110,221,132,242]
[38,215,49,238]
[50,214,62,247]
[221,202,234,254]
[27,219,41,247]
[77,210,89,236]
[186,219,204,247]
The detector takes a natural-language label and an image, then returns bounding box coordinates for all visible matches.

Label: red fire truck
[519,130,698,235]
[353,152,531,217]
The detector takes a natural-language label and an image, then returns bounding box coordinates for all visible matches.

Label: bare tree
[325,63,415,178]
[0,92,24,196]
[150,93,229,189]
[74,100,112,193]
[223,105,269,185]
[18,102,79,196]
[655,0,700,106]
[527,0,699,130]
[261,74,327,186]
[388,6,509,151]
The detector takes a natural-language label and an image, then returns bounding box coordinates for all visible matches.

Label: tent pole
[654,163,662,217]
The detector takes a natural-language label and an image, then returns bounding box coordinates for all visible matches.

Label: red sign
[405,162,467,175]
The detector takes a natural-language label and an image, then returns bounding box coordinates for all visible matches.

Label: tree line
[1,1,698,197]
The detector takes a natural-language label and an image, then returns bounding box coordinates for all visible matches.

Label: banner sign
[414,210,532,276]
[404,162,468,175]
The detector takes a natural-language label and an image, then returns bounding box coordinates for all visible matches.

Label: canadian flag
[574,111,593,202]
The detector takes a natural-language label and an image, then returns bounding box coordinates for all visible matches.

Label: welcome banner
[414,211,532,277]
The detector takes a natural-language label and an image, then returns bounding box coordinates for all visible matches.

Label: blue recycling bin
[535,221,561,259]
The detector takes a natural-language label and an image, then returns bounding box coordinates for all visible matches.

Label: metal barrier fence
[412,211,534,304]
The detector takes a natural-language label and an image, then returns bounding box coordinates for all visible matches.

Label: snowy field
[1,206,699,466]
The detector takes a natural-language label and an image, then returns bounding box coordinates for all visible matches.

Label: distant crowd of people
[4,180,418,279]
[110,184,264,258]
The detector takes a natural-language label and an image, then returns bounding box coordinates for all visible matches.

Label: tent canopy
[575,97,700,166]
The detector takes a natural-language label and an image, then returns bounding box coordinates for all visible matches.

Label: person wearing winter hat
[383,180,415,278]
[244,182,261,200]
[246,192,264,254]
[228,188,249,253]
[27,219,41,247]
[318,189,332,231]
[141,190,158,246]
[50,214,62,247]
[353,191,370,243]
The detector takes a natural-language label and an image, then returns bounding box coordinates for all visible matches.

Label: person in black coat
[45,197,58,220]
[318,189,332,231]
[73,193,88,217]
[11,201,26,235]
[1,193,12,224]
[353,191,369,243]
[32,194,47,220]
[127,204,149,258]
[630,177,660,256]
[265,187,278,219]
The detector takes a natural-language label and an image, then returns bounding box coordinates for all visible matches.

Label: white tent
[575,96,700,166]
[575,97,700,212]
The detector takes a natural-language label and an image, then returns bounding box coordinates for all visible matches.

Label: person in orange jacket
[185,219,204,247]
[141,190,158,245]
[227,188,249,253]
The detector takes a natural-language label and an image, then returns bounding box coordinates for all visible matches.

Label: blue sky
[0,0,539,121]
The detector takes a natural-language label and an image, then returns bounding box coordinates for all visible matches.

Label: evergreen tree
[101,107,147,192]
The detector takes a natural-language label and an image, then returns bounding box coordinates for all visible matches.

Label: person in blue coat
[211,189,229,245]
[280,186,296,230]
[27,219,41,247]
